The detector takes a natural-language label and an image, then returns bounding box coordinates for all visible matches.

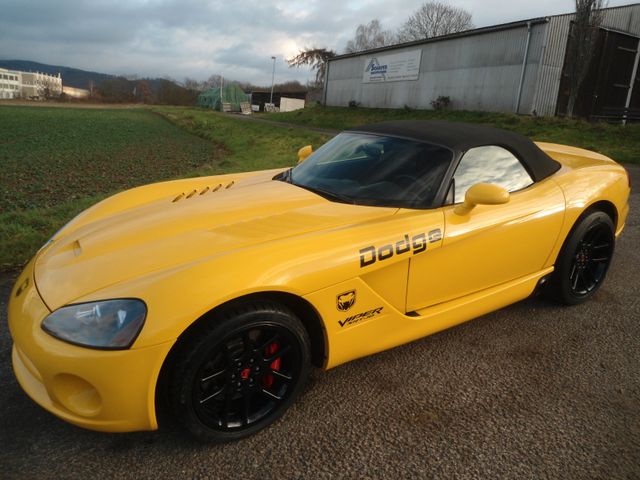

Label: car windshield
[285,133,453,208]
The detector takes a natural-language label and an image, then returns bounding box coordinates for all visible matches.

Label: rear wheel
[546,210,615,305]
[169,302,311,442]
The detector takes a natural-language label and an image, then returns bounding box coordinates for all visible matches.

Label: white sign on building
[362,50,422,84]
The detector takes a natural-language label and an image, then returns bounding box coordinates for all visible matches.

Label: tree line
[83,76,308,104]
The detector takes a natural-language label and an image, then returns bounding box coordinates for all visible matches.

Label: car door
[406,145,565,312]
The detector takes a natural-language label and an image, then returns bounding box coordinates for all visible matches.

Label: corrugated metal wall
[325,4,640,116]
[533,4,640,116]
[326,23,546,113]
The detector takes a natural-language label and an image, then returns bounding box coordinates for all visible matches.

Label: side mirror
[454,183,510,215]
[297,145,313,163]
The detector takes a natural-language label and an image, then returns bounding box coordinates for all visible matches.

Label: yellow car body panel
[7,135,630,433]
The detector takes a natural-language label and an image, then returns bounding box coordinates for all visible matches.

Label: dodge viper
[8,120,630,442]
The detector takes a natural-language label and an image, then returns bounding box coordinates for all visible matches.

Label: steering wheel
[392,174,417,188]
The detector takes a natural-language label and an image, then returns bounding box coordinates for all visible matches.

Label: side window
[452,146,533,203]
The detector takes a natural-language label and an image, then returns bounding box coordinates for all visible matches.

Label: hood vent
[172,181,234,203]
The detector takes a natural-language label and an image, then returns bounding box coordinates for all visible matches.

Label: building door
[556,27,640,118]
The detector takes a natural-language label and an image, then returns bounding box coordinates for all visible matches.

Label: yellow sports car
[8,121,630,442]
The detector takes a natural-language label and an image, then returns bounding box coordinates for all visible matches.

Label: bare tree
[345,19,395,53]
[397,1,474,42]
[183,77,203,91]
[203,74,224,89]
[566,0,607,117]
[287,48,337,88]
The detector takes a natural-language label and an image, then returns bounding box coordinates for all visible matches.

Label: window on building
[450,146,534,204]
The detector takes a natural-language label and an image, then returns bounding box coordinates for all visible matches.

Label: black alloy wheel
[169,302,311,442]
[546,210,615,305]
[568,221,614,296]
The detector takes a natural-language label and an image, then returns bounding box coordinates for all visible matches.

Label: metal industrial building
[323,3,640,117]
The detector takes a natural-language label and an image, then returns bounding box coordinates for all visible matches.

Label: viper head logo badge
[336,290,356,311]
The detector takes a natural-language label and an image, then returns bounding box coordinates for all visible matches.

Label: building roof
[329,18,548,61]
[347,120,561,182]
[329,3,640,62]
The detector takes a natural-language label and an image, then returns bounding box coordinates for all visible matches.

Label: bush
[431,96,451,110]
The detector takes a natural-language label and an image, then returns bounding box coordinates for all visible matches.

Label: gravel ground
[1,166,638,480]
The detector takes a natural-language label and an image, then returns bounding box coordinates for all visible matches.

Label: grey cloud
[0,0,632,85]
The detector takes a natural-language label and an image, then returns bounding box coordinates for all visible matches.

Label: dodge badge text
[359,230,442,267]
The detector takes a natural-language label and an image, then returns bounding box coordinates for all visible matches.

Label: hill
[0,59,113,89]
[0,60,196,104]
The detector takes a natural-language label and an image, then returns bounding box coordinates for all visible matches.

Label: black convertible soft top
[348,120,561,182]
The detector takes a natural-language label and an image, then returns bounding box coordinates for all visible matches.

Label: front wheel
[168,302,311,442]
[545,210,615,305]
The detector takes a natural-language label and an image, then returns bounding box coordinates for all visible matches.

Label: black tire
[545,210,615,305]
[168,302,311,442]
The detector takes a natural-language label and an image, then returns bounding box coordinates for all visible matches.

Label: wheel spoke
[256,333,280,352]
[200,385,225,404]
[264,344,291,363]
[571,269,581,290]
[569,263,577,282]
[242,391,253,426]
[271,369,292,381]
[223,342,236,362]
[242,330,254,353]
[201,369,226,383]
[261,388,283,401]
[590,256,608,263]
[222,388,234,427]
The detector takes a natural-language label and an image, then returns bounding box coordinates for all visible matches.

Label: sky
[0,0,633,86]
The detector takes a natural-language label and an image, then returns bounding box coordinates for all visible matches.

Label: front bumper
[8,259,173,432]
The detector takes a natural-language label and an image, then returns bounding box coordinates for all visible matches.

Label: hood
[35,175,393,310]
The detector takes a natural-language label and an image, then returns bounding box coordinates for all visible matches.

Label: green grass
[152,106,330,172]
[0,106,219,211]
[0,105,328,270]
[264,105,640,165]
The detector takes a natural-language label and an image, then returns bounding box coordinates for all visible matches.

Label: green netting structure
[197,84,249,111]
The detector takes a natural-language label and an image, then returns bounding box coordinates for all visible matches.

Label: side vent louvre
[172,182,233,203]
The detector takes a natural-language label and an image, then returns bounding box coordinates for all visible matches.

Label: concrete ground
[1,166,638,480]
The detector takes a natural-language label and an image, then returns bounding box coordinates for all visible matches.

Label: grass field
[0,106,219,211]
[0,105,327,269]
[265,105,640,165]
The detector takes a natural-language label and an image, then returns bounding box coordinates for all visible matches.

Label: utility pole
[269,56,276,105]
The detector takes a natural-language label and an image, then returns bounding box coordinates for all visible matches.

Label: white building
[62,85,90,99]
[0,68,21,99]
[21,71,63,98]
[0,67,63,99]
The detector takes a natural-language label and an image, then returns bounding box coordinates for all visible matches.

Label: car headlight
[42,299,147,349]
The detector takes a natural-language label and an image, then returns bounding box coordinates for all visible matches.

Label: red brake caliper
[263,342,280,389]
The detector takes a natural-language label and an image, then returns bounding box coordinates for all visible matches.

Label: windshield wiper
[297,184,356,204]
[276,169,355,204]
[274,168,293,183]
